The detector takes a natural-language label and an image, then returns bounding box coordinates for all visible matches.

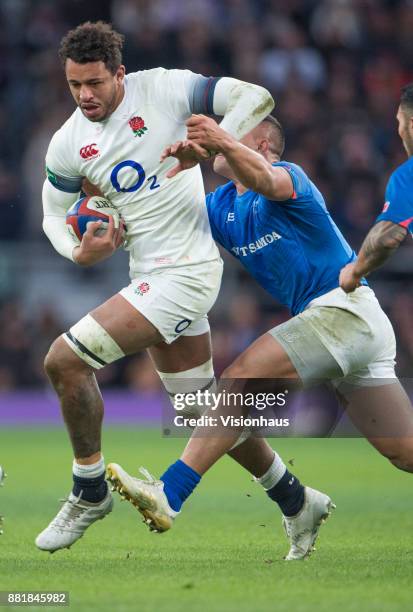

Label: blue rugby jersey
[206,161,364,315]
[376,156,413,233]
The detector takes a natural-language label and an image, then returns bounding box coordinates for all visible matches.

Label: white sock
[257,452,286,490]
[72,456,105,479]
[157,359,216,418]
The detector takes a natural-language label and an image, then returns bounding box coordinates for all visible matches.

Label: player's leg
[339,381,413,472]
[148,327,304,492]
[108,327,335,559]
[111,326,303,506]
[38,262,223,552]
[37,294,163,553]
[44,295,162,463]
[332,293,413,473]
[150,330,300,514]
[147,323,275,476]
[149,307,343,559]
[170,333,331,547]
[180,333,298,475]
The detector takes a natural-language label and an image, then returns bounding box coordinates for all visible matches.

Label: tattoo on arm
[357,221,407,275]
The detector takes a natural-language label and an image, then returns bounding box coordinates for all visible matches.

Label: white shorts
[119,259,223,344]
[270,286,397,391]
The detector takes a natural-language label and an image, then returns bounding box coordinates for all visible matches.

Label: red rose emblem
[129,116,148,137]
[135,281,150,296]
[129,116,145,131]
[139,282,150,293]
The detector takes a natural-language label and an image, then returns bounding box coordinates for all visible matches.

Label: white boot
[35,489,113,553]
[282,487,336,560]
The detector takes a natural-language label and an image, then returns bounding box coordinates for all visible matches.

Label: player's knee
[388,454,413,473]
[44,337,63,379]
[382,439,413,473]
[44,335,89,382]
[221,359,250,380]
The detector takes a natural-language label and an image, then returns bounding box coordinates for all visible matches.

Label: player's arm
[207,77,274,139]
[164,70,274,137]
[340,221,407,292]
[163,117,293,199]
[353,221,407,276]
[187,115,292,198]
[43,179,124,266]
[180,72,275,138]
[42,178,80,261]
[340,169,412,292]
[43,130,123,266]
[43,131,85,262]
[161,71,274,175]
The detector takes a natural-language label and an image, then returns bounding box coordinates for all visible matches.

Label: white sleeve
[150,68,200,122]
[212,77,275,139]
[43,126,84,261]
[42,180,79,261]
[45,127,83,194]
[153,70,274,138]
[153,69,274,138]
[138,67,220,122]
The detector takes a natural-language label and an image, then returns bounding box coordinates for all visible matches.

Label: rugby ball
[66,196,120,242]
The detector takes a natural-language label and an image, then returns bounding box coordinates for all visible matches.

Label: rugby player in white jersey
[35,21,286,553]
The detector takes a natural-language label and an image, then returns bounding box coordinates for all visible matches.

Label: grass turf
[0,428,412,612]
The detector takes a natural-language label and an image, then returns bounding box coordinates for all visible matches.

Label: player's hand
[161,140,212,178]
[73,215,125,266]
[186,114,231,152]
[339,262,363,293]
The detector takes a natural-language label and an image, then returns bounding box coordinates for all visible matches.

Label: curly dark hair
[59,21,124,74]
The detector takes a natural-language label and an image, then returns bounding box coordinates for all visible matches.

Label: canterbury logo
[80,143,99,160]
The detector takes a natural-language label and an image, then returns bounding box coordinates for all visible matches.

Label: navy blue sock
[160,460,201,512]
[72,472,107,503]
[266,469,305,517]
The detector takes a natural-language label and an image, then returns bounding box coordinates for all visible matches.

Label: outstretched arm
[163,74,275,176]
[162,117,293,200]
[339,221,407,292]
[211,77,274,139]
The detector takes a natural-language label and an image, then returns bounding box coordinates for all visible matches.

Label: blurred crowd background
[1,0,413,392]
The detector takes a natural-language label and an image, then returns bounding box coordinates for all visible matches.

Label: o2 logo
[110,160,160,193]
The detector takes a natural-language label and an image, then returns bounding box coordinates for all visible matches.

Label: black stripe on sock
[65,331,107,367]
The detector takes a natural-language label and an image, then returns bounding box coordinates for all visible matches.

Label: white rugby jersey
[45,68,221,276]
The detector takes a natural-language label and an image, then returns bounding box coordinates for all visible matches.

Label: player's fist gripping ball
[66,196,121,242]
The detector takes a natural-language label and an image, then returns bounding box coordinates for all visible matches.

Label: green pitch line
[0,428,412,612]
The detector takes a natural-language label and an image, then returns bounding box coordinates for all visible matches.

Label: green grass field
[0,428,412,612]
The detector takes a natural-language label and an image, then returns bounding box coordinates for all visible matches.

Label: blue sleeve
[272,162,313,202]
[375,169,413,232]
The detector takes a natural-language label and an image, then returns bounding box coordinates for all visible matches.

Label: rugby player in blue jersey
[340,83,413,292]
[108,113,413,559]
